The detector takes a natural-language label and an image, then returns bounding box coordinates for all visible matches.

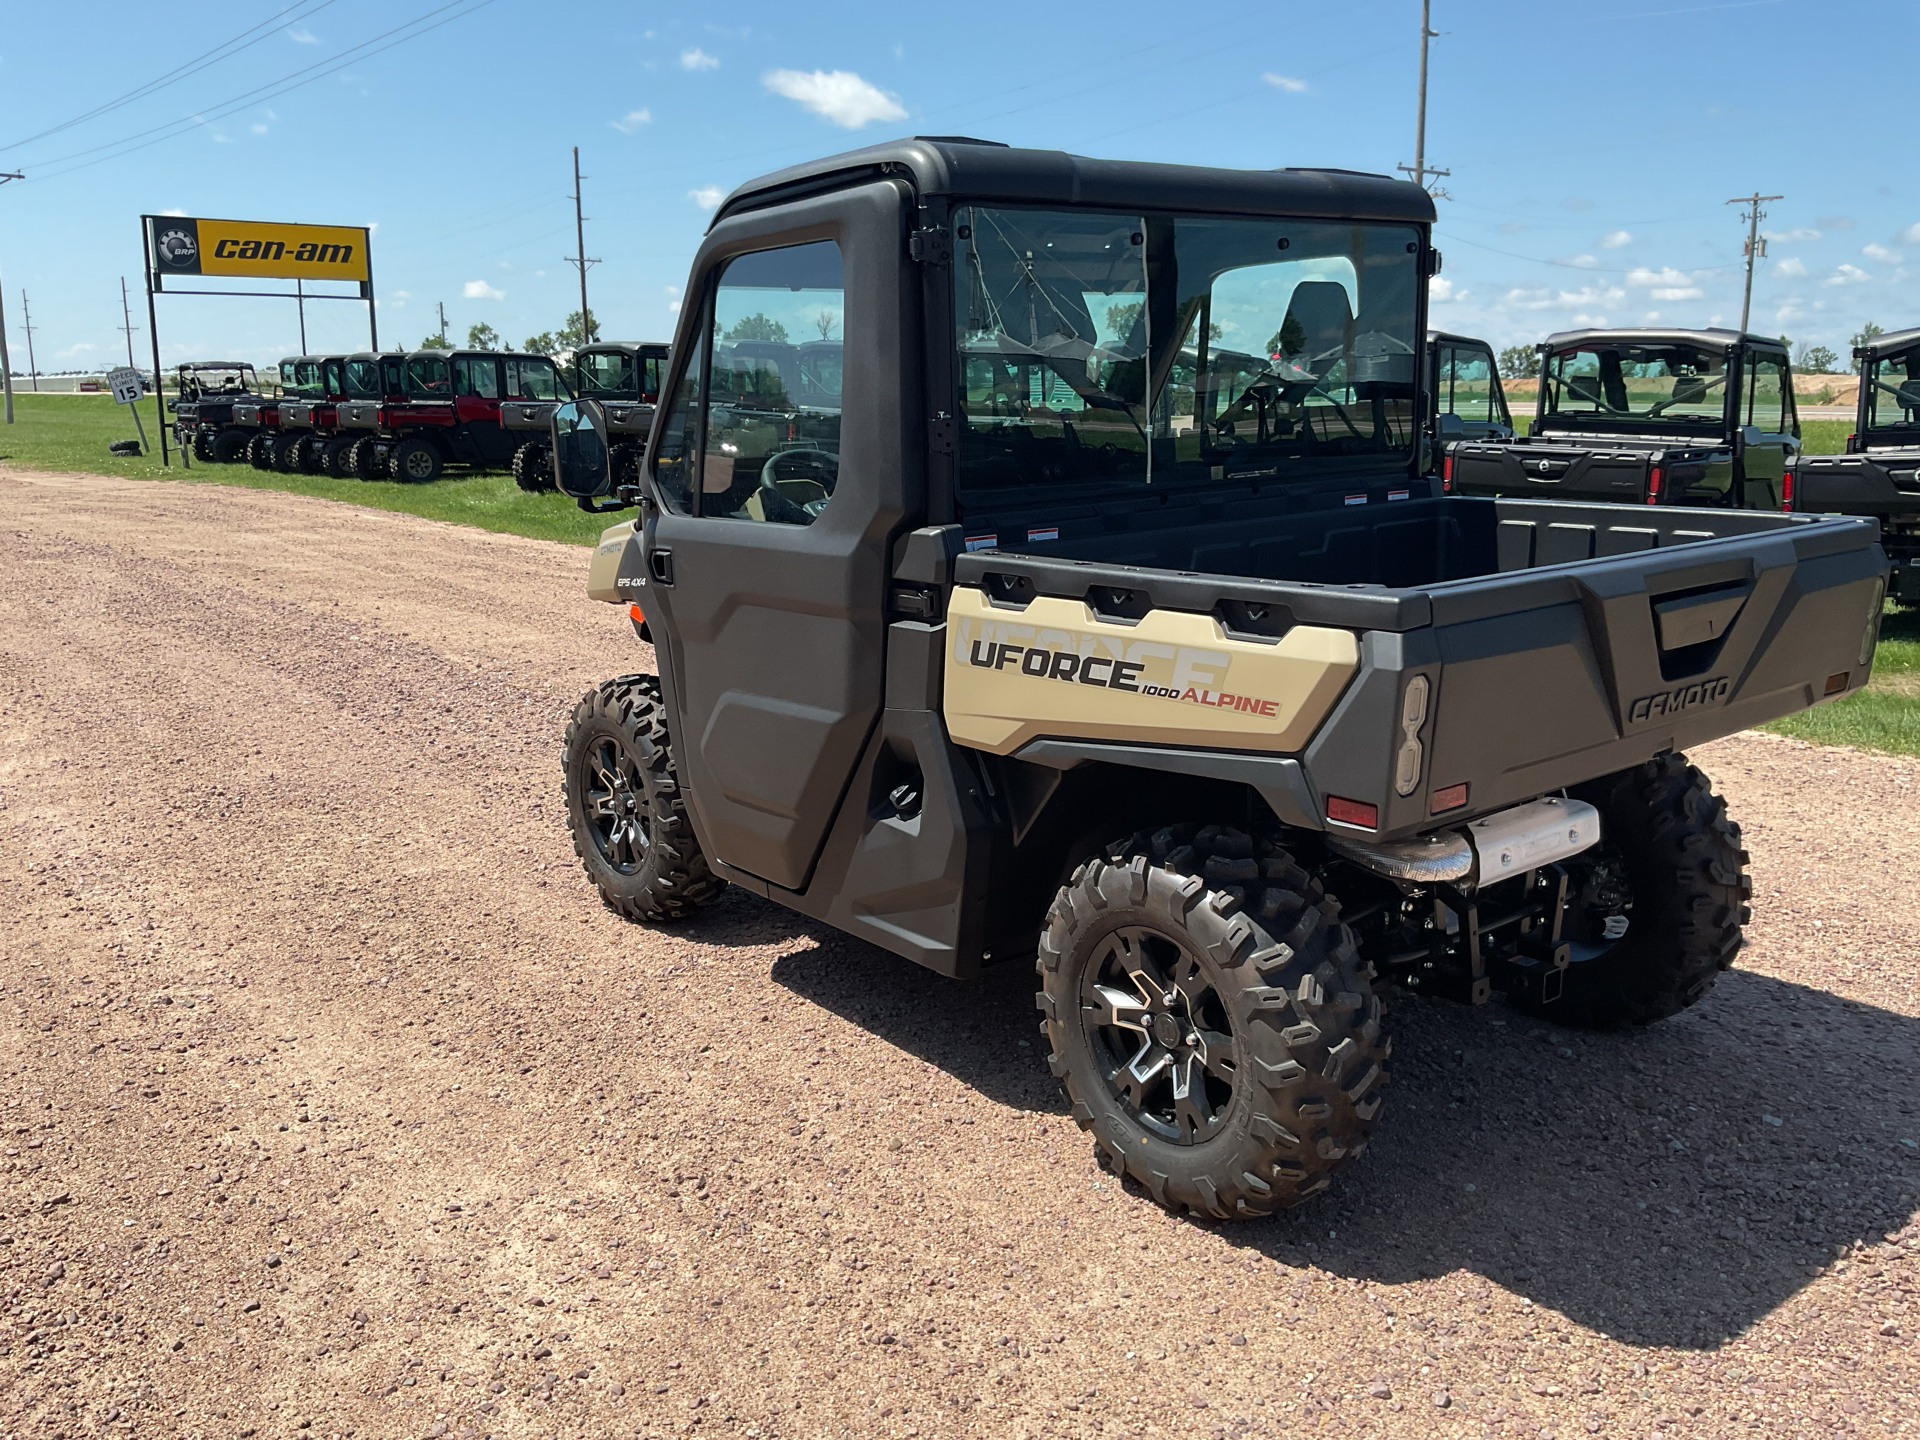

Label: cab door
[636,187,910,893]
[1735,349,1796,509]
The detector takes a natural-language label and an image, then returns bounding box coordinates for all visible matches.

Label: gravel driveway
[2,467,1915,1440]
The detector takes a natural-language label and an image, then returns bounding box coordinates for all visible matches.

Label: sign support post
[142,221,169,466]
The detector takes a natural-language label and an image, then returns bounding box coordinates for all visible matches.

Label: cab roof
[177,360,254,370]
[1540,327,1790,357]
[714,136,1435,228]
[1856,326,1920,357]
[578,340,672,355]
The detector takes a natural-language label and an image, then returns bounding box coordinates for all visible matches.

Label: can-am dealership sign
[145,216,371,287]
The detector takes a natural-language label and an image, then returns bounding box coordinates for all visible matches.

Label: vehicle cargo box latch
[1651,585,1748,651]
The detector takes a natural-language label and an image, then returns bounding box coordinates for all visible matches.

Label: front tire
[346,436,381,480]
[247,432,275,469]
[388,437,443,484]
[562,675,725,923]
[271,433,304,473]
[212,429,250,464]
[193,430,216,463]
[1517,755,1751,1028]
[322,436,357,477]
[1037,825,1389,1219]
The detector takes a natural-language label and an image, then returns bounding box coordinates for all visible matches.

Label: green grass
[1800,419,1851,455]
[0,391,611,546]
[1762,602,1920,756]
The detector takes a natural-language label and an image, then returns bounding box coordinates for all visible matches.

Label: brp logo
[157,228,197,267]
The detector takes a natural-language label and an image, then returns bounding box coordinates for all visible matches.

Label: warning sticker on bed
[964,533,998,552]
[1026,525,1059,543]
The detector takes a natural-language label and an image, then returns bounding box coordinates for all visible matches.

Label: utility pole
[1726,192,1782,337]
[1397,0,1449,196]
[20,290,38,393]
[566,146,599,343]
[437,300,448,344]
[296,278,308,353]
[0,169,21,423]
[118,276,141,370]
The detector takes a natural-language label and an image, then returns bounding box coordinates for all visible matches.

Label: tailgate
[1305,511,1887,840]
[1450,441,1651,502]
[1791,452,1920,520]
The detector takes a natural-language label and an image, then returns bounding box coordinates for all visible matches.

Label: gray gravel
[0,466,1916,1439]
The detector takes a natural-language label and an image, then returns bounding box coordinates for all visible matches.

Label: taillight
[1326,795,1379,829]
[1781,468,1795,512]
[1645,465,1664,505]
[1441,451,1454,490]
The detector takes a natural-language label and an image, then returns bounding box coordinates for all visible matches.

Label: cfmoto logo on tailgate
[1629,676,1730,723]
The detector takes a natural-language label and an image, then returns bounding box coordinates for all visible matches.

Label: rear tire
[388,437,443,484]
[1514,755,1750,1029]
[247,433,275,469]
[193,430,216,463]
[298,434,327,474]
[212,429,250,464]
[511,440,553,492]
[346,436,381,480]
[323,437,356,478]
[1037,824,1389,1219]
[563,674,725,922]
[271,433,304,473]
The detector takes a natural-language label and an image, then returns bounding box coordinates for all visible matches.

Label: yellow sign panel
[147,215,371,285]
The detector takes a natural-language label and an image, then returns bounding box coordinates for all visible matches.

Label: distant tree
[1266,315,1307,359]
[1851,322,1885,372]
[418,334,451,350]
[725,312,789,344]
[522,332,557,356]
[1498,344,1540,380]
[815,311,838,341]
[466,322,501,351]
[556,310,602,350]
[1794,342,1839,375]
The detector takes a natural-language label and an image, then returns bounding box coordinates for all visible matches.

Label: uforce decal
[1628,676,1730,723]
[952,616,1280,717]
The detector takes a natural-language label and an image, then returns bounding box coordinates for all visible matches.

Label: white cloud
[160,207,186,217]
[610,108,652,134]
[1901,222,1920,246]
[1863,243,1902,264]
[59,342,96,358]
[463,280,505,301]
[763,68,906,128]
[1625,266,1690,289]
[1429,276,1456,301]
[1650,286,1703,301]
[1560,254,1599,269]
[1762,227,1820,242]
[286,27,318,43]
[1642,311,1662,323]
[1261,73,1308,93]
[250,123,268,135]
[1824,263,1870,286]
[1774,256,1808,277]
[680,47,719,71]
[1600,230,1632,249]
[689,185,724,210]
[367,221,378,237]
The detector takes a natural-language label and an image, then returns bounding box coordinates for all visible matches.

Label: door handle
[648,548,674,586]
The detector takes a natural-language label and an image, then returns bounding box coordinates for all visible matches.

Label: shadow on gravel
[1234,969,1920,1349]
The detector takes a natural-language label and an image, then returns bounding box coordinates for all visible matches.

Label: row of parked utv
[165,340,668,490]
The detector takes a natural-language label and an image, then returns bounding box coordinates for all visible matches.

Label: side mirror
[551,399,611,499]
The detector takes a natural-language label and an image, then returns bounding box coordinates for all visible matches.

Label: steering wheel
[758,447,839,521]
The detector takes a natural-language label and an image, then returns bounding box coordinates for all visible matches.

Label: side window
[701,240,844,525]
[650,330,703,515]
[641,356,662,402]
[1438,345,1495,424]
[504,358,564,400]
[1744,354,1788,432]
[455,356,500,399]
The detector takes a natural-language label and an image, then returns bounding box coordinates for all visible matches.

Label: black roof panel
[1539,326,1789,356]
[714,137,1435,227]
[1856,325,1920,357]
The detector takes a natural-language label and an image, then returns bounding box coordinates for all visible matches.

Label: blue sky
[0,0,1913,374]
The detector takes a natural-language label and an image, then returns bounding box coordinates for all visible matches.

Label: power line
[1397,0,1450,197]
[0,0,337,154]
[17,0,496,181]
[119,276,141,370]
[19,291,38,393]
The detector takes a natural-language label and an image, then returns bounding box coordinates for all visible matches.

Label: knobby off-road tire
[323,436,357,478]
[1517,755,1751,1029]
[388,437,443,484]
[193,430,217,463]
[1036,824,1389,1219]
[346,436,381,480]
[271,433,305,473]
[562,674,725,923]
[511,440,553,493]
[212,429,250,464]
[247,433,275,469]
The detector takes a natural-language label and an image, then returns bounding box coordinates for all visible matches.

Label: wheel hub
[1151,1011,1184,1049]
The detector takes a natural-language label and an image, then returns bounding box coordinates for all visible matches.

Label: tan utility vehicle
[550,139,1886,1218]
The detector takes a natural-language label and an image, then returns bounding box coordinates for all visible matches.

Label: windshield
[952,207,1422,505]
[577,350,635,397]
[279,359,323,399]
[343,359,385,398]
[404,355,451,398]
[1865,343,1920,433]
[1541,341,1728,428]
